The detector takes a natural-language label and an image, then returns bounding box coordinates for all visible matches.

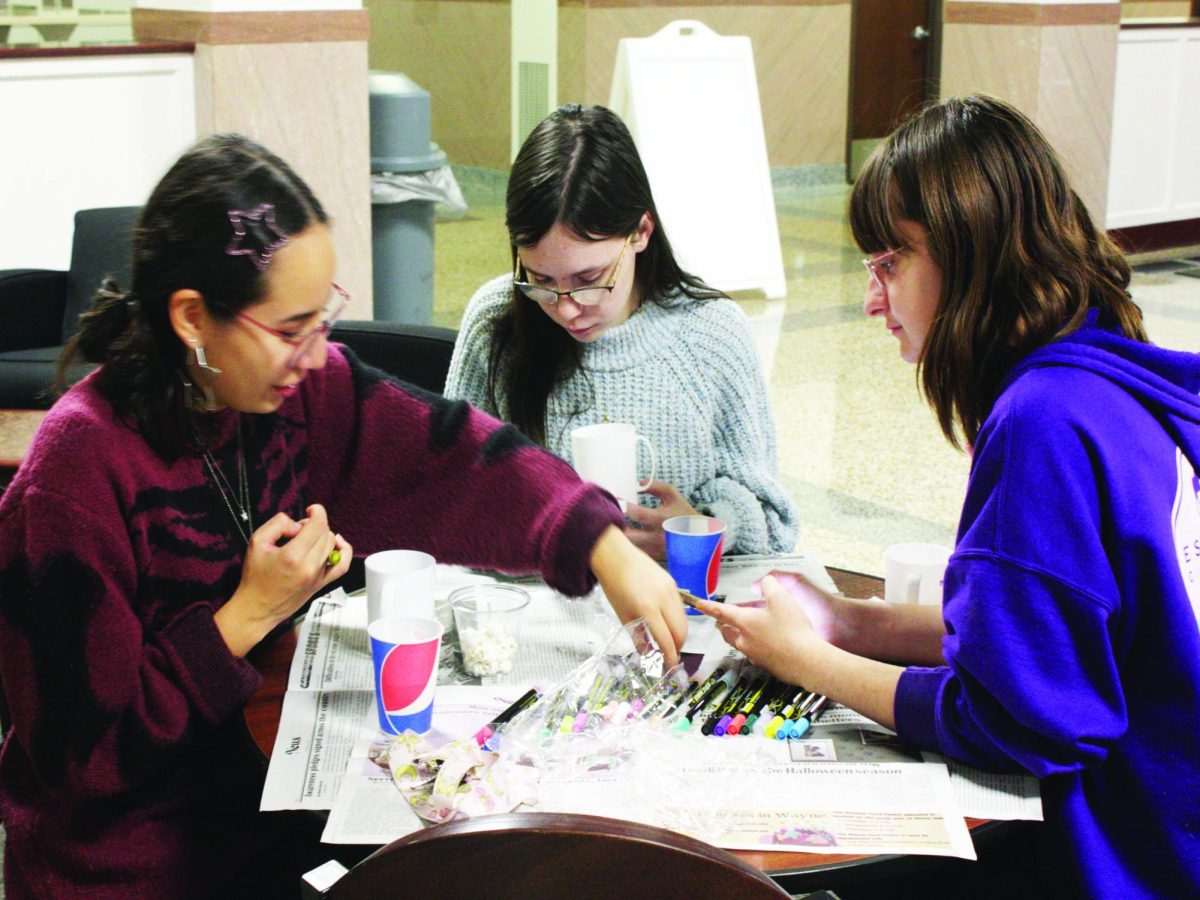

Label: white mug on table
[884,543,951,605]
[570,422,656,512]
[365,549,437,623]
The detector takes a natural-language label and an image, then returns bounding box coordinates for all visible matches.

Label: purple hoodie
[895,315,1200,897]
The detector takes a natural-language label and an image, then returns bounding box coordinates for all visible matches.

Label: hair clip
[225,203,290,272]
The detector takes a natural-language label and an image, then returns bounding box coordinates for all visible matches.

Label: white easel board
[609,20,786,299]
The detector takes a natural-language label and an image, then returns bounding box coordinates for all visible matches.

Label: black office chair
[322,319,458,598]
[313,812,792,899]
[330,320,457,395]
[0,206,140,409]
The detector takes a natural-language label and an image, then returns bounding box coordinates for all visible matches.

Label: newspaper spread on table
[259,557,1041,857]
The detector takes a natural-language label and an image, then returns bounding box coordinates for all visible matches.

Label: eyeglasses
[236,282,350,368]
[862,236,925,299]
[513,233,633,307]
[862,248,903,297]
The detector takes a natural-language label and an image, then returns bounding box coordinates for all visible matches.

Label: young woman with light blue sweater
[445,104,798,559]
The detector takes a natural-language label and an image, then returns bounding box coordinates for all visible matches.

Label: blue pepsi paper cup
[369,616,444,735]
[663,515,726,616]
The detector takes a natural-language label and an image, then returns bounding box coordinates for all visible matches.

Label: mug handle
[905,572,922,604]
[635,435,656,491]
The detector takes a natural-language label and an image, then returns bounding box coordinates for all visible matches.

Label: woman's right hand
[214,504,352,656]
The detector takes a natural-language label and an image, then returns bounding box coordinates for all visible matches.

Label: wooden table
[245,566,1001,895]
[0,409,46,485]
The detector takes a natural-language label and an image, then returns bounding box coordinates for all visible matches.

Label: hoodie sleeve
[894,373,1128,775]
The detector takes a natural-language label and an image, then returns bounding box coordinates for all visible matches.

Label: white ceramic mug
[365,550,437,624]
[570,423,656,510]
[884,543,951,605]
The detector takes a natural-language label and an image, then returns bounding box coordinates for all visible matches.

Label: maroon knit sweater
[0,345,622,898]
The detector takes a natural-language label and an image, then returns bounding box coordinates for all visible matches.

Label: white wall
[0,52,196,270]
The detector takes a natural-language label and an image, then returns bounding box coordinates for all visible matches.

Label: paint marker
[742,679,786,735]
[706,673,758,736]
[788,695,830,740]
[765,690,808,739]
[475,688,540,747]
[751,684,794,736]
[676,669,736,732]
[664,664,729,723]
[715,675,765,736]
[777,692,818,740]
[727,677,771,735]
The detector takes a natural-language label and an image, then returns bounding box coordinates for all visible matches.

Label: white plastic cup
[570,422,656,511]
[365,550,437,624]
[884,543,951,605]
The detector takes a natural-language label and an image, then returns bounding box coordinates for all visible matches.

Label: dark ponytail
[56,133,327,459]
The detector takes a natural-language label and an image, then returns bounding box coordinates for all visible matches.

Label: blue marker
[777,692,818,740]
[787,694,830,740]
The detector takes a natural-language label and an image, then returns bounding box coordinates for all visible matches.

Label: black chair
[0,206,140,409]
[311,812,793,899]
[330,319,457,394]
[321,318,458,598]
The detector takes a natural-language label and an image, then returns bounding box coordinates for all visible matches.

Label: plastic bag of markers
[495,620,756,843]
[497,618,688,774]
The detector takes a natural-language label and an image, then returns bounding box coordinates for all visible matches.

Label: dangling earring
[184,339,220,411]
[189,339,222,375]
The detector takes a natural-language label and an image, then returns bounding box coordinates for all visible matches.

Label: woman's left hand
[623,480,699,560]
[589,525,687,665]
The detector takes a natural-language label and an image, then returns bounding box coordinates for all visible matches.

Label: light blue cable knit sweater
[445,275,799,554]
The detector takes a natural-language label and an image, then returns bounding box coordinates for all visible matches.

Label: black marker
[476,688,540,747]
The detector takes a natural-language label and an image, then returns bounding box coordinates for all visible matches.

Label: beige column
[367,0,851,174]
[563,0,852,170]
[132,6,374,317]
[939,1,1121,224]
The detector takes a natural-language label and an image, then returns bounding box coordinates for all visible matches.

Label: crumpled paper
[380,731,538,824]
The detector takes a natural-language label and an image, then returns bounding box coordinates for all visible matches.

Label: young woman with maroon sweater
[0,133,686,898]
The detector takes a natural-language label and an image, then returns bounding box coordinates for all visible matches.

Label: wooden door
[850,0,938,150]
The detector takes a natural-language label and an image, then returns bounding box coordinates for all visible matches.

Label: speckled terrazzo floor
[430,184,1200,578]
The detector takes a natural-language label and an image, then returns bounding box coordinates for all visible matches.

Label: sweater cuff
[894,666,950,751]
[703,498,741,553]
[158,603,263,725]
[544,486,625,597]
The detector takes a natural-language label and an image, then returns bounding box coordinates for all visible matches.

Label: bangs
[848,147,908,255]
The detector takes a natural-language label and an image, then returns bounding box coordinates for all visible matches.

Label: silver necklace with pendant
[202,419,252,544]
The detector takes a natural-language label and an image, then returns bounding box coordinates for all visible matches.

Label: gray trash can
[369,71,447,324]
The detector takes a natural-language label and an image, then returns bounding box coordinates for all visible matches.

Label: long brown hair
[492,104,724,444]
[849,95,1144,449]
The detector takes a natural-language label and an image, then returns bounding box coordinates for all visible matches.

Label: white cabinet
[1105,26,1200,229]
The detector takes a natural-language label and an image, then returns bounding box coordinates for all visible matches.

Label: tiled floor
[430,183,1200,578]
